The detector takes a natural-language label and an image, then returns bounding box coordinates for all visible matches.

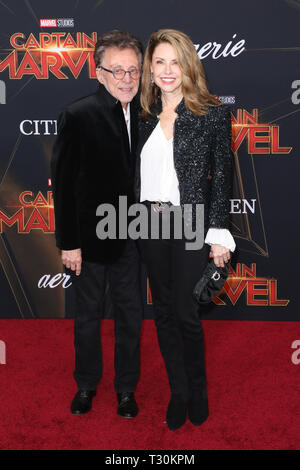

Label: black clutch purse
[193,255,231,305]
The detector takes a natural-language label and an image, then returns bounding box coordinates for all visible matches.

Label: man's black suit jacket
[51,84,139,264]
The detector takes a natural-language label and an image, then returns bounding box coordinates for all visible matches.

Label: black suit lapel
[136,115,158,157]
[96,84,131,161]
[114,102,131,158]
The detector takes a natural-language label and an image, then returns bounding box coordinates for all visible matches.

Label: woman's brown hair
[141,29,221,118]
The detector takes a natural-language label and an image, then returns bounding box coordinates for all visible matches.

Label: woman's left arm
[208,105,234,267]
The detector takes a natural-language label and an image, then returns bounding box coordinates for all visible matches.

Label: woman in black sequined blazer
[136,29,235,431]
[135,94,233,233]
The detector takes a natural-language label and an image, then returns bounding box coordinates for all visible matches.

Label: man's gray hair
[94,30,143,68]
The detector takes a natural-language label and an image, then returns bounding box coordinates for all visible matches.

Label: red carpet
[0,319,300,450]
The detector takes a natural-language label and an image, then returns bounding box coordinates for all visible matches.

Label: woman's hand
[209,244,230,268]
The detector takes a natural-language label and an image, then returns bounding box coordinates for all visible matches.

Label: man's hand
[209,244,230,268]
[61,248,82,276]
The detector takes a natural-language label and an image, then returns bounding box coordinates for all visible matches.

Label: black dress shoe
[166,394,187,431]
[188,390,209,426]
[117,392,138,418]
[70,389,96,415]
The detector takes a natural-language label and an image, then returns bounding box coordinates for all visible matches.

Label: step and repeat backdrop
[0,0,298,320]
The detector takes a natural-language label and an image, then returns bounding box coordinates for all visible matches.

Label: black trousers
[139,207,209,400]
[70,240,143,392]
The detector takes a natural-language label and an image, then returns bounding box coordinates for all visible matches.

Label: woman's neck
[161,90,183,112]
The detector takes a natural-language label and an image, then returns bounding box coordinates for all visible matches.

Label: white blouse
[140,121,236,252]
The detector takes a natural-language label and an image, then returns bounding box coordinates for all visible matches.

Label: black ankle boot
[166,394,187,431]
[188,390,209,426]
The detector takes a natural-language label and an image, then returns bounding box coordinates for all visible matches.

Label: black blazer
[135,98,233,232]
[51,84,139,263]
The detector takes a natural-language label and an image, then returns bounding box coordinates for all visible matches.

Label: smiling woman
[137,28,235,431]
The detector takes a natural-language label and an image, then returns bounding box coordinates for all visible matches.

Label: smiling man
[51,30,143,418]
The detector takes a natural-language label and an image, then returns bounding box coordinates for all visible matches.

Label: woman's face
[150,42,183,96]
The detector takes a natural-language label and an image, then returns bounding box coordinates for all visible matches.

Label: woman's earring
[150,72,154,84]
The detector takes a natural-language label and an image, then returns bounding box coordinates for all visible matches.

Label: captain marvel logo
[232,109,292,155]
[0,32,98,79]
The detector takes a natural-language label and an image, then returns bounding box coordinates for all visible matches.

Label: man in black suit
[51,30,143,418]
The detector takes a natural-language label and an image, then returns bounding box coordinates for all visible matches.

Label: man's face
[96,47,140,108]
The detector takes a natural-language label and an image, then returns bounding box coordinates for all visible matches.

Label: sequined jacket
[135,98,233,231]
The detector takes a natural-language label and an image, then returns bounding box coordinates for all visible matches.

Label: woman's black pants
[139,207,210,401]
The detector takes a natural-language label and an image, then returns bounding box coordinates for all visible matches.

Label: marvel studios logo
[40,18,74,28]
[217,95,236,104]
